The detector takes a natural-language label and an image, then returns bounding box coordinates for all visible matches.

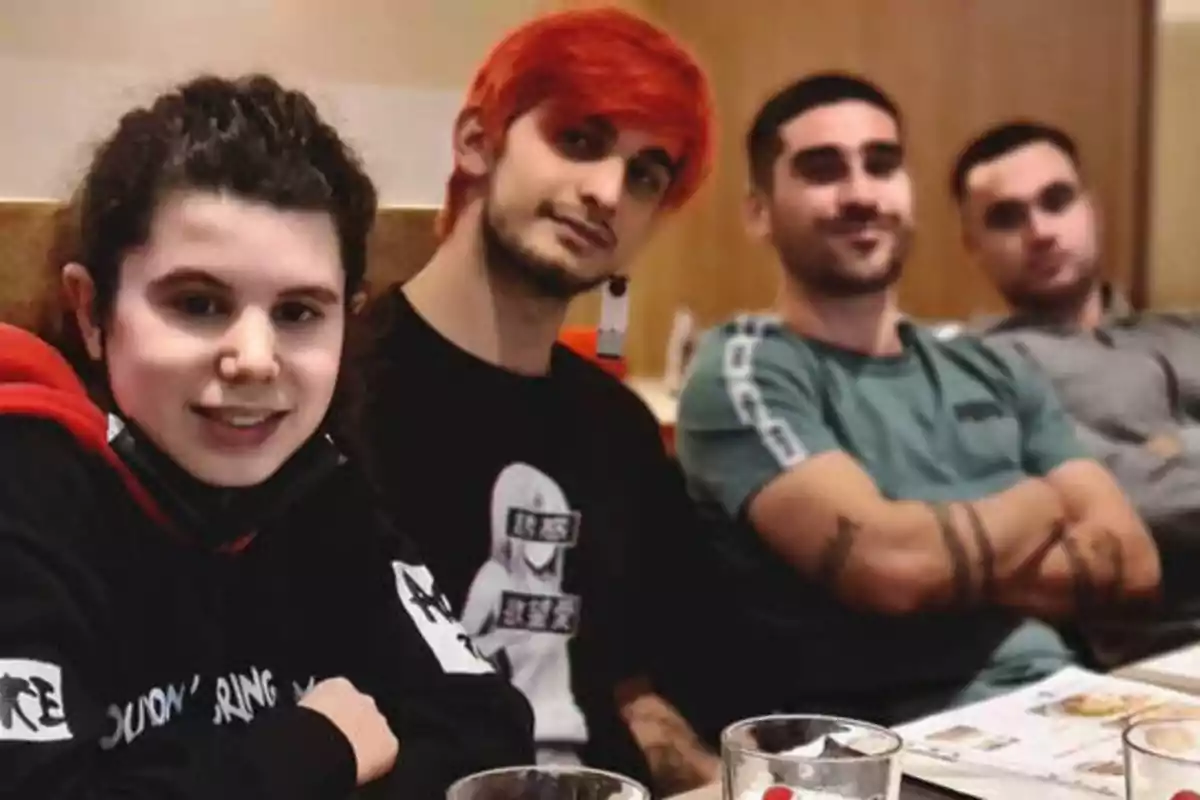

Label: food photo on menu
[895,667,1200,797]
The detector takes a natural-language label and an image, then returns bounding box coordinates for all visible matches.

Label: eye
[273,301,324,326]
[983,201,1028,232]
[169,291,229,319]
[1039,182,1078,214]
[793,149,848,185]
[863,145,904,178]
[626,159,670,199]
[555,127,609,162]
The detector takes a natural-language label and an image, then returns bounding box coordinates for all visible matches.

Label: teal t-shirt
[675,315,1085,721]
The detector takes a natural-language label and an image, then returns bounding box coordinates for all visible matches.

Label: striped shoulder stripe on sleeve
[721,314,808,469]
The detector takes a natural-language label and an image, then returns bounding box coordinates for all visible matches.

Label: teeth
[208,411,272,428]
[225,415,270,428]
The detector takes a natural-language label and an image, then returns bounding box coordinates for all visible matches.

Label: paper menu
[1127,644,1200,685]
[895,667,1200,797]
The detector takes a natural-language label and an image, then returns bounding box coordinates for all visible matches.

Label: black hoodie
[0,324,534,799]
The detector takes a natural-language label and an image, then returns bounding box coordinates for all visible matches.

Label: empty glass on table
[1125,716,1200,800]
[721,714,903,800]
[447,765,650,800]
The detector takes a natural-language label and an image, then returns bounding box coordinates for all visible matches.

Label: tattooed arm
[677,329,1157,617]
[616,678,720,796]
[747,452,1072,614]
[990,341,1161,618]
[996,459,1162,620]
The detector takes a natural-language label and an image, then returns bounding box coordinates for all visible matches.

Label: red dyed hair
[436,6,714,240]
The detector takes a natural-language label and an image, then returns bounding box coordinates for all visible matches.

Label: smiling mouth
[191,406,289,429]
[829,229,885,255]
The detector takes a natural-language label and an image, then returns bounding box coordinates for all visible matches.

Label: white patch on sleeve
[391,562,494,675]
[0,659,73,742]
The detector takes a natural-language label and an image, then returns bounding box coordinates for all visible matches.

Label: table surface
[666,642,1200,800]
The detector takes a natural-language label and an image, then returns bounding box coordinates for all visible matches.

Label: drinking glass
[721,714,903,800]
[1124,717,1200,799]
[447,765,651,800]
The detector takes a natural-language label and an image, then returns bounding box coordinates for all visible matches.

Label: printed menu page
[1127,644,1200,686]
[896,667,1200,797]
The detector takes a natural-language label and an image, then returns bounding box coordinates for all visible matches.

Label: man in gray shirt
[952,121,1200,659]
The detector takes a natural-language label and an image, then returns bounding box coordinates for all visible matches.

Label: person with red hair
[358,6,719,794]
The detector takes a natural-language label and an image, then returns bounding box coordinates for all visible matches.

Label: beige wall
[1149,3,1200,307]
[0,0,552,87]
[0,2,1159,376]
[0,1,557,203]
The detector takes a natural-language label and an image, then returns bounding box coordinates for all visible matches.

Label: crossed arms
[748,452,1161,620]
[680,331,1163,621]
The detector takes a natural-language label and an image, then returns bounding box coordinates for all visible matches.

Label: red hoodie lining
[0,324,254,554]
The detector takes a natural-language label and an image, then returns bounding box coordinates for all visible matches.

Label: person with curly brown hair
[0,73,533,800]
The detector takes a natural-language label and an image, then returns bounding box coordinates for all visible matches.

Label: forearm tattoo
[1012,518,1069,582]
[963,503,997,602]
[817,516,859,588]
[930,503,974,604]
[1088,528,1126,606]
[1060,532,1097,611]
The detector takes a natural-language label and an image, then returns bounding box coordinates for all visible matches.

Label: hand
[1041,518,1152,612]
[620,687,720,795]
[299,677,399,786]
[996,522,1122,620]
[1064,519,1125,605]
[1144,432,1184,460]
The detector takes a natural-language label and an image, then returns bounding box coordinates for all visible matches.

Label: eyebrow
[983,197,1025,212]
[793,145,841,162]
[147,267,342,304]
[792,140,902,160]
[981,179,1078,205]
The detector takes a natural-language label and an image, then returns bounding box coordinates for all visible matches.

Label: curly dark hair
[32,73,378,446]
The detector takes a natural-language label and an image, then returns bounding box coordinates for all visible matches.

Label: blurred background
[0,0,1190,376]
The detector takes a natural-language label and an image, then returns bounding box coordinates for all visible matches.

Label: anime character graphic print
[460,462,587,757]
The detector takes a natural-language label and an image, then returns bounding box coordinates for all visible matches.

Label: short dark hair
[950,121,1081,203]
[745,72,903,190]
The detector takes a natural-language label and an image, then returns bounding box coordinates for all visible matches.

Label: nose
[579,155,626,217]
[1025,209,1058,250]
[838,164,877,210]
[218,309,279,383]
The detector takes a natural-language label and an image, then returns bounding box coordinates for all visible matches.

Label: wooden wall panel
[1148,19,1200,308]
[0,202,59,323]
[0,201,439,326]
[592,0,1155,375]
[0,2,1154,381]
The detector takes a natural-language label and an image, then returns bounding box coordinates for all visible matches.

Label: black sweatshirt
[0,325,534,799]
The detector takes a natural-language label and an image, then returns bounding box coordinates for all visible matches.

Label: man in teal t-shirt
[674,73,1162,737]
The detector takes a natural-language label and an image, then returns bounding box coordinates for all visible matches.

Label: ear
[61,263,104,361]
[453,108,493,179]
[743,187,771,242]
[349,289,369,315]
